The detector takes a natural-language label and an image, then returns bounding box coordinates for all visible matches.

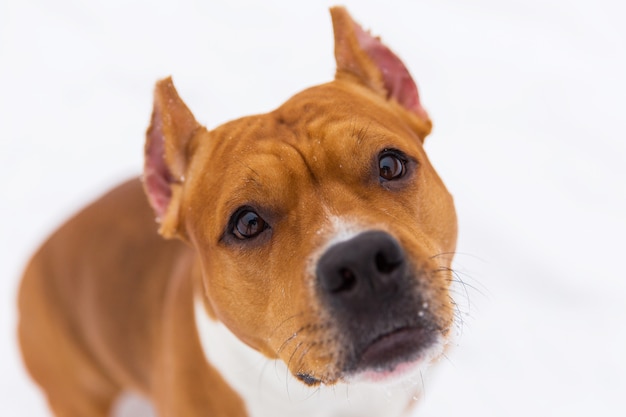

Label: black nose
[316,231,407,304]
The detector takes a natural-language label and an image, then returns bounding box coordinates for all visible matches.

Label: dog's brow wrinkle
[353,120,372,145]
[238,161,261,179]
[283,141,319,185]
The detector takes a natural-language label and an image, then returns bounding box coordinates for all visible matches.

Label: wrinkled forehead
[273,82,423,143]
[207,83,425,166]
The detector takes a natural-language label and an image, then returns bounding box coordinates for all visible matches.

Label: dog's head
[143,7,457,386]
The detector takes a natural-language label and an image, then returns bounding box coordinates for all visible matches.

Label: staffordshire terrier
[18,7,458,417]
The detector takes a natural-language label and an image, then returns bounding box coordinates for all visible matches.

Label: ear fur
[330,7,432,138]
[144,77,201,239]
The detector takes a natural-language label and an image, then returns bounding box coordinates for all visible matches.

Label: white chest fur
[193,301,422,417]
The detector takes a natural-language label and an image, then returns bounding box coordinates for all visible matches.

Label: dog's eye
[378,151,407,181]
[232,209,268,239]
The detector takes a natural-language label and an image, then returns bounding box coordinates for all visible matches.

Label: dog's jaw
[193,299,424,417]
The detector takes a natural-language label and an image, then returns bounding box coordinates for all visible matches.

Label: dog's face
[143,7,457,386]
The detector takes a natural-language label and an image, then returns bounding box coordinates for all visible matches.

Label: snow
[1,0,625,416]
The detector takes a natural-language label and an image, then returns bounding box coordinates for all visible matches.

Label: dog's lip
[355,326,434,373]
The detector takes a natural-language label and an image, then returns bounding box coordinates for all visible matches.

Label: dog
[18,7,457,417]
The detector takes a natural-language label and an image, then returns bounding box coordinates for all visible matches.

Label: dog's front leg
[152,269,248,417]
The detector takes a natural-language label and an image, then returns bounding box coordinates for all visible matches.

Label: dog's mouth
[359,326,433,369]
[292,323,443,387]
[344,325,441,384]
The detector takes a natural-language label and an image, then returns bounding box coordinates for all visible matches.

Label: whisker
[451,271,471,312]
[446,272,488,298]
[304,383,323,401]
[276,324,310,356]
[296,341,315,370]
[268,312,305,340]
[429,251,455,261]
[287,341,305,371]
[441,352,455,367]
[430,251,488,263]
[284,341,305,400]
[256,357,277,396]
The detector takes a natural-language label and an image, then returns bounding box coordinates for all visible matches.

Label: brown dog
[18,7,457,417]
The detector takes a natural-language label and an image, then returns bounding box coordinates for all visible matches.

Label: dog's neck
[193,299,422,417]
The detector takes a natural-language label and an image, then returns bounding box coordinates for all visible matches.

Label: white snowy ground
[1,0,625,416]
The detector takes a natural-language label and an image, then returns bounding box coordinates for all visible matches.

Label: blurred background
[1,0,625,415]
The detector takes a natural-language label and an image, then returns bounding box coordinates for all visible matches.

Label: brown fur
[18,7,457,416]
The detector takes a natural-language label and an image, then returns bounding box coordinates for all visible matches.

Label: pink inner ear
[353,23,429,120]
[144,109,174,219]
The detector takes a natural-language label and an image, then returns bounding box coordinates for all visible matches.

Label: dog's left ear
[330,7,432,139]
[144,77,201,239]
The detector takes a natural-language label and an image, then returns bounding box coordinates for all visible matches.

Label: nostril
[319,264,358,294]
[375,251,402,274]
[331,267,356,293]
[317,231,406,297]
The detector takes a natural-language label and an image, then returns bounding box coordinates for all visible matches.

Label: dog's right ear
[144,77,201,239]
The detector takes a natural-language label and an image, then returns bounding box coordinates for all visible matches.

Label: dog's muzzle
[316,231,439,375]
